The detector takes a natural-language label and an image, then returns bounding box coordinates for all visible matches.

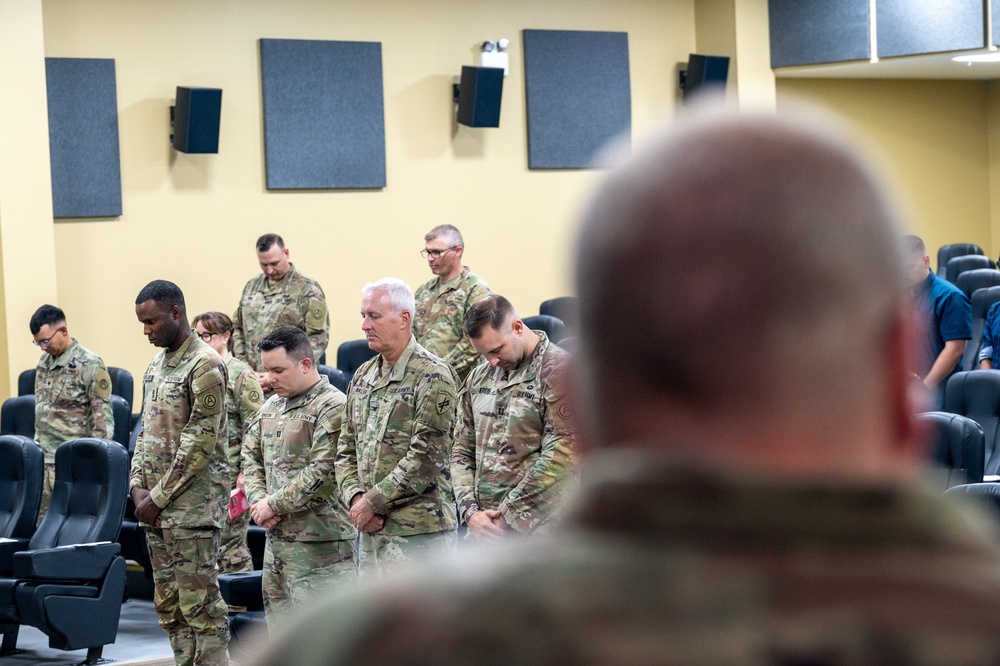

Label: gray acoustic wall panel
[259,38,385,190]
[877,0,984,58]
[995,0,1000,46]
[45,58,122,218]
[768,0,870,68]
[523,29,631,170]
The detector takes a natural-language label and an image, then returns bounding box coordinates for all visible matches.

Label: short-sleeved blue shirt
[915,270,972,378]
[979,301,1000,366]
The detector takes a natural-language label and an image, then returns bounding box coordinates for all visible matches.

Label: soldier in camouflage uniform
[254,107,1000,665]
[242,326,356,623]
[336,278,458,575]
[452,295,575,539]
[232,233,329,385]
[192,311,264,575]
[28,304,114,519]
[413,225,491,386]
[131,281,230,666]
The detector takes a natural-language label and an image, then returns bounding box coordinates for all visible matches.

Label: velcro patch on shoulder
[192,365,225,415]
[306,297,327,329]
[93,367,112,400]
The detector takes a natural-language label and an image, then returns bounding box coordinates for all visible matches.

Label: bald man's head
[574,106,910,452]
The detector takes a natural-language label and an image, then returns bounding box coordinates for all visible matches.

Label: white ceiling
[775,48,1000,80]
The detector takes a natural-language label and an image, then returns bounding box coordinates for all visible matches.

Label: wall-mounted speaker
[171,86,222,153]
[456,66,504,128]
[681,54,729,104]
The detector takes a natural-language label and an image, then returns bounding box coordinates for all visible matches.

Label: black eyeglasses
[32,329,63,348]
[420,247,458,260]
[197,332,217,342]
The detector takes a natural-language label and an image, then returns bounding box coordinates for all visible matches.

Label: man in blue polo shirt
[906,235,971,405]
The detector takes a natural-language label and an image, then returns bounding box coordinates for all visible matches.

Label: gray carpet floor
[0,599,173,666]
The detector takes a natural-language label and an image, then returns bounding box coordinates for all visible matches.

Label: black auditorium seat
[919,411,985,488]
[522,315,566,345]
[336,339,377,377]
[318,364,350,394]
[946,254,995,285]
[0,396,35,439]
[944,371,1000,476]
[937,243,984,277]
[0,438,128,663]
[0,436,44,544]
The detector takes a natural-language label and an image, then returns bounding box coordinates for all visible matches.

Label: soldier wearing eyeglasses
[413,225,491,387]
[29,304,114,519]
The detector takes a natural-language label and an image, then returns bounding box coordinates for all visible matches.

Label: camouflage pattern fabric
[242,377,355,542]
[262,537,356,624]
[130,333,229,529]
[218,354,263,574]
[252,450,1000,665]
[34,338,114,462]
[232,265,329,371]
[357,530,457,577]
[132,333,231,666]
[336,336,459,543]
[413,266,491,386]
[147,526,230,666]
[452,332,576,534]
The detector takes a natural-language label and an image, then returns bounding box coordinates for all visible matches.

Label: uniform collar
[264,264,298,290]
[432,266,470,293]
[42,338,80,368]
[490,331,549,386]
[163,330,199,368]
[367,335,417,389]
[283,376,330,411]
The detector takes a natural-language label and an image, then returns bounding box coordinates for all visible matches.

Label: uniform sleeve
[939,290,973,342]
[87,361,115,440]
[335,381,365,504]
[443,280,492,385]
[498,361,577,534]
[241,410,267,506]
[363,370,458,515]
[129,364,154,492]
[982,303,1000,362]
[235,368,264,435]
[302,281,330,363]
[232,286,248,363]
[149,360,227,509]
[268,405,343,514]
[450,386,479,521]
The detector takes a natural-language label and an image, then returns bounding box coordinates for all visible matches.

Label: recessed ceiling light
[952,53,1000,63]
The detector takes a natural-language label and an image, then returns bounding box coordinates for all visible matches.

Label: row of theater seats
[933,244,1000,372]
[925,370,1000,487]
[0,436,128,662]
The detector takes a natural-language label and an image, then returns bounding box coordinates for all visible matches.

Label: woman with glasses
[192,311,265,576]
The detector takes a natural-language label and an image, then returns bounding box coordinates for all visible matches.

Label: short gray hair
[424,224,464,248]
[362,278,415,316]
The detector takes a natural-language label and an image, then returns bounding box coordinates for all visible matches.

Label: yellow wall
[37,0,697,393]
[776,78,993,268]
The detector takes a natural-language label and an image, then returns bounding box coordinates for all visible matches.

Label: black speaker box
[456,66,504,128]
[682,54,729,102]
[172,86,222,153]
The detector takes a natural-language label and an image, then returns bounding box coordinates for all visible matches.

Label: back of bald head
[574,105,908,443]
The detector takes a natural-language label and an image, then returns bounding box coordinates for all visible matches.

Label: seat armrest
[0,538,30,575]
[12,541,121,580]
[219,571,264,609]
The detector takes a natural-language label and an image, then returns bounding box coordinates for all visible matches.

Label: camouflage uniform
[255,450,1000,665]
[413,266,491,386]
[130,333,230,666]
[232,264,329,371]
[218,354,264,574]
[452,332,576,535]
[33,338,114,517]
[242,377,357,623]
[336,336,459,575]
